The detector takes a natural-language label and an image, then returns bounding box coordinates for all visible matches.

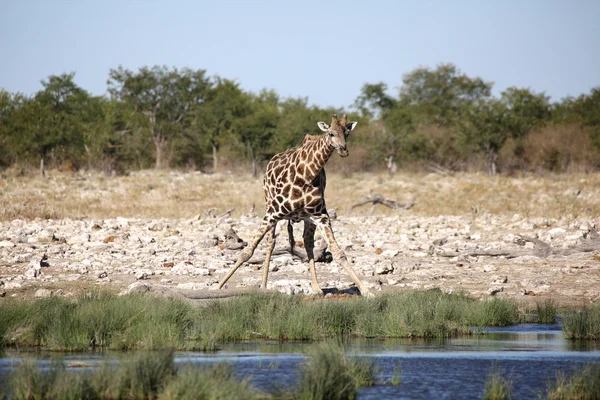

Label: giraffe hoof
[312,288,324,296]
[361,290,375,298]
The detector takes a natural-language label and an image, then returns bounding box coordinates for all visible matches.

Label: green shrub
[483,367,512,400]
[561,304,600,340]
[546,364,600,399]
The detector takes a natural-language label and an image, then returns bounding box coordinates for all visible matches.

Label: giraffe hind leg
[217,219,275,289]
[303,220,323,295]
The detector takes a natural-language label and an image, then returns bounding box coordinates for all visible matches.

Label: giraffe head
[317,113,358,157]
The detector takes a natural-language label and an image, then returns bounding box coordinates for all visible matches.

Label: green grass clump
[561,303,600,340]
[483,368,512,400]
[469,298,520,327]
[292,342,375,400]
[535,299,557,324]
[160,363,258,400]
[0,290,525,351]
[5,351,259,400]
[546,364,600,399]
[4,344,374,400]
[7,351,175,400]
[0,292,197,351]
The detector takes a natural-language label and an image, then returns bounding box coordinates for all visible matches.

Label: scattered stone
[24,268,40,279]
[488,286,504,296]
[97,271,108,279]
[35,288,53,298]
[103,235,117,243]
[135,270,149,280]
[432,237,448,246]
[121,282,150,295]
[375,261,395,275]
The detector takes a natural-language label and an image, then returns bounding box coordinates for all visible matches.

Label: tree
[353,82,396,118]
[500,87,550,139]
[107,66,210,169]
[459,99,508,175]
[272,97,323,153]
[1,73,90,172]
[232,90,279,177]
[399,63,492,127]
[570,87,600,149]
[193,78,246,172]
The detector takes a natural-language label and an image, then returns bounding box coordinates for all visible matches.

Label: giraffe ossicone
[217,113,372,296]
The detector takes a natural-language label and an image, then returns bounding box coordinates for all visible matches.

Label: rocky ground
[1,211,599,307]
[1,170,599,307]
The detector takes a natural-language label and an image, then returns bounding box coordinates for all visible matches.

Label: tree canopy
[1,63,599,175]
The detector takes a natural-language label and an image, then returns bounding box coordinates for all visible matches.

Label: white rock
[121,282,150,294]
[135,270,149,280]
[547,228,566,239]
[381,249,399,258]
[35,288,53,298]
[375,262,395,275]
[24,268,40,279]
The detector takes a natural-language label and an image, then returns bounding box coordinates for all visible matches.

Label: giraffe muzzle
[337,147,349,157]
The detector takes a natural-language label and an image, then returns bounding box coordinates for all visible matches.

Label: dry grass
[1,169,600,221]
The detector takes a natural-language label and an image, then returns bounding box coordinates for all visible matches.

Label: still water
[2,324,599,399]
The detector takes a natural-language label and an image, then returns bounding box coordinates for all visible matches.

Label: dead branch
[424,161,452,176]
[348,193,414,215]
[435,235,600,259]
[241,239,330,265]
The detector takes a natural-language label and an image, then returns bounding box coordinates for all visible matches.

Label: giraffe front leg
[303,220,323,295]
[261,224,277,289]
[217,219,274,289]
[315,215,373,297]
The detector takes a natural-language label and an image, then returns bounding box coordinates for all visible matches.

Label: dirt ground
[1,170,599,308]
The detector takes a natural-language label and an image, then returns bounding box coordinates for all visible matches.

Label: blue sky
[1,0,599,109]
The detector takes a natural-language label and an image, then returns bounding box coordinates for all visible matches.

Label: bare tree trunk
[40,157,45,178]
[248,143,258,178]
[211,140,219,172]
[153,135,168,169]
[487,149,498,176]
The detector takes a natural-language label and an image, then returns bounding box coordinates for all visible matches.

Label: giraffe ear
[317,122,330,132]
[346,121,358,132]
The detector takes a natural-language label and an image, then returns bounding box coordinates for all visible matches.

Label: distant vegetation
[1,63,599,176]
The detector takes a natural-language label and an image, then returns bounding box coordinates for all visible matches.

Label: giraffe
[217,113,372,296]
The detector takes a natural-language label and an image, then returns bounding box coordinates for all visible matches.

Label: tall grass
[292,342,375,400]
[535,299,557,324]
[546,364,600,400]
[483,367,512,400]
[4,344,374,400]
[561,303,600,340]
[0,290,523,351]
[4,351,258,400]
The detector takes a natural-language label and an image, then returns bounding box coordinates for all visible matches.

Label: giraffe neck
[299,135,334,182]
